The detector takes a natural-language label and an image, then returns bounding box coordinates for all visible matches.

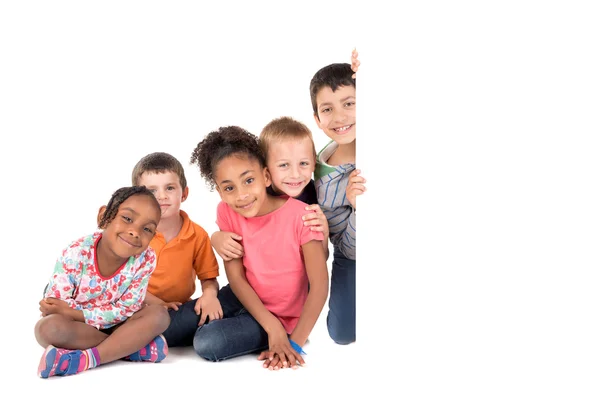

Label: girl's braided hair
[98,186,160,229]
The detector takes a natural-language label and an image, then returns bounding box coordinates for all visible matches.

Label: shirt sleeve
[325,205,356,260]
[315,166,357,260]
[194,231,220,281]
[82,249,156,329]
[216,201,233,232]
[43,248,82,309]
[298,214,325,246]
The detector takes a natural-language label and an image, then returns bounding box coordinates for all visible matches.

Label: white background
[1,1,600,399]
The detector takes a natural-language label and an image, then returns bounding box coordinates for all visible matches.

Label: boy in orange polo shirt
[132,152,222,347]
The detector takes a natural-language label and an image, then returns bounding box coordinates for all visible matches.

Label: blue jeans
[161,284,264,351]
[326,251,356,345]
[193,284,269,361]
[161,298,202,347]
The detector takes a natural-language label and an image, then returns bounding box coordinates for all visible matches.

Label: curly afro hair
[190,126,265,191]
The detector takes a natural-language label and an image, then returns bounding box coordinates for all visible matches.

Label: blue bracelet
[289,338,307,355]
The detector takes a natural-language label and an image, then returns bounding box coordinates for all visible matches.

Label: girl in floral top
[35,186,170,378]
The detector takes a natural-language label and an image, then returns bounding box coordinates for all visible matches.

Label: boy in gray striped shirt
[310,51,366,345]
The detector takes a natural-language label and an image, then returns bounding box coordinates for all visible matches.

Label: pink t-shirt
[216,197,323,333]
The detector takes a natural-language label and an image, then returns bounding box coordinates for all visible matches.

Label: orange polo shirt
[147,210,219,304]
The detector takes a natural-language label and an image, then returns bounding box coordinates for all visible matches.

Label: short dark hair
[131,152,187,189]
[190,126,265,191]
[309,63,355,116]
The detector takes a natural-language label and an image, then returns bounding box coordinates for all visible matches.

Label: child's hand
[351,48,360,79]
[302,204,329,237]
[346,169,367,210]
[258,354,286,371]
[258,324,305,370]
[194,295,223,326]
[162,301,182,311]
[212,231,244,261]
[39,298,70,317]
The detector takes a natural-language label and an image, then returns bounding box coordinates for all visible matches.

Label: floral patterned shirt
[43,231,157,330]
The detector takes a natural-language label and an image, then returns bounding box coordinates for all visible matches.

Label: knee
[144,304,171,334]
[193,326,221,362]
[34,315,69,347]
[327,313,355,345]
[329,331,355,345]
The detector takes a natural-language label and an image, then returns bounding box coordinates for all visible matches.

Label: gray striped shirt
[314,141,356,261]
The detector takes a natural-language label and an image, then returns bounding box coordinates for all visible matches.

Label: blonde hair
[259,116,317,163]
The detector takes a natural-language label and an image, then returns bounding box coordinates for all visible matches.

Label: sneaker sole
[38,346,58,378]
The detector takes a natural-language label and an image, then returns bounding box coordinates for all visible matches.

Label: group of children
[34,50,366,378]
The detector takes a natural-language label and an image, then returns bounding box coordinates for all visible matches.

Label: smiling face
[266,136,315,198]
[314,85,356,146]
[214,153,272,218]
[100,194,161,260]
[136,171,188,220]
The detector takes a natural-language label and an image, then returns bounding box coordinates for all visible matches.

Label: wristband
[289,338,307,355]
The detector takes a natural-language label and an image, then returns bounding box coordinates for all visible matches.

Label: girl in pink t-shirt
[190,125,329,370]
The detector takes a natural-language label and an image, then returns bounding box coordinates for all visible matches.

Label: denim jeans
[160,284,257,349]
[161,298,202,347]
[193,284,269,361]
[160,284,269,360]
[326,251,356,345]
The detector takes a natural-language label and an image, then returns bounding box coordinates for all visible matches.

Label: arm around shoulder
[211,230,245,261]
